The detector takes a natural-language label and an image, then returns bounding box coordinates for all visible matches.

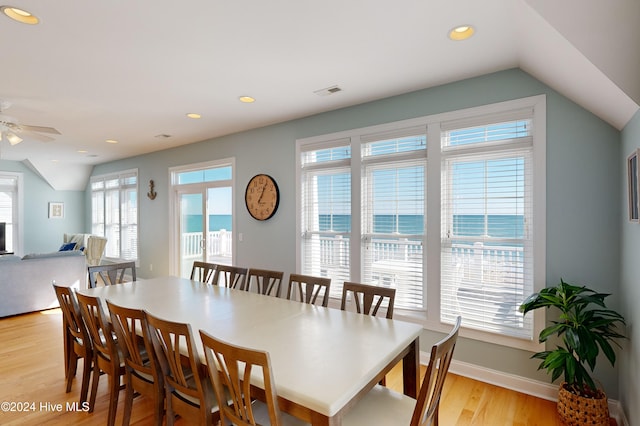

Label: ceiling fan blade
[20,124,61,135]
[21,130,55,142]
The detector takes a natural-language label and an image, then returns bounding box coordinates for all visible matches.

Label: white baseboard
[419,352,629,426]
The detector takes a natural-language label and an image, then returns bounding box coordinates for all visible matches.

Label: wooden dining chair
[145,311,221,426]
[107,301,164,426]
[340,282,397,386]
[53,283,93,405]
[286,273,331,307]
[87,261,137,288]
[212,264,248,290]
[199,330,307,426]
[76,293,125,426]
[340,282,396,319]
[342,316,461,426]
[246,268,285,296]
[190,261,217,284]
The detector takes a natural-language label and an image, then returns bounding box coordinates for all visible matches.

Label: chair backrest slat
[212,265,248,290]
[200,330,283,426]
[76,293,118,363]
[340,282,396,319]
[411,316,461,426]
[53,284,90,345]
[287,274,331,307]
[190,261,217,284]
[145,312,202,399]
[246,268,284,296]
[107,301,156,377]
[87,261,137,288]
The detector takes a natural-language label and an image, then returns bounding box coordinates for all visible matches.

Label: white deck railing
[180,231,233,276]
[315,235,522,287]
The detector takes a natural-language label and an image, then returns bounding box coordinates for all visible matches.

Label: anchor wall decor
[147,180,157,200]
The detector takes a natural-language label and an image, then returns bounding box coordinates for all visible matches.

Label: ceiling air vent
[314,85,343,96]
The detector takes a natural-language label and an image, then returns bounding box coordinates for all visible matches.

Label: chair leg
[88,361,100,413]
[166,393,175,426]
[107,371,120,426]
[80,355,92,403]
[65,351,78,393]
[122,373,134,426]
[153,384,164,426]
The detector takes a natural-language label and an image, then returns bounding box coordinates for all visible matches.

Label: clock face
[245,174,280,221]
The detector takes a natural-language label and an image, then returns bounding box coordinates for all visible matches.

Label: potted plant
[520,279,626,426]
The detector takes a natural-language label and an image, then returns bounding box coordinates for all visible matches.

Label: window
[0,173,21,253]
[297,96,545,349]
[361,128,426,310]
[440,111,535,340]
[91,170,138,261]
[299,140,352,297]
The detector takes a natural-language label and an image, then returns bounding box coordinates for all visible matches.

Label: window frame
[0,172,23,255]
[296,95,546,351]
[90,168,139,262]
[168,158,236,277]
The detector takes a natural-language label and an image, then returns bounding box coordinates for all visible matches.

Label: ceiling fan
[0,100,60,146]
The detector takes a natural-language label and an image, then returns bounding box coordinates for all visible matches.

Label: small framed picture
[48,202,64,219]
[628,150,639,222]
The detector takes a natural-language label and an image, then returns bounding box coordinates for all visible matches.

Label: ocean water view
[319,214,523,238]
[185,214,233,232]
[185,214,524,238]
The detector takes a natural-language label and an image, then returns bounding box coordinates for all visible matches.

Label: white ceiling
[0,0,638,190]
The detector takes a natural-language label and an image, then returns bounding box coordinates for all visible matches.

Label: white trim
[89,167,138,181]
[168,158,236,277]
[419,351,628,425]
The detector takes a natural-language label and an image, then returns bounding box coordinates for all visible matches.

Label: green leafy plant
[520,279,626,398]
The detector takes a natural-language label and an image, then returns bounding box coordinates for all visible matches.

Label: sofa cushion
[59,242,77,251]
[64,233,92,250]
[22,251,84,260]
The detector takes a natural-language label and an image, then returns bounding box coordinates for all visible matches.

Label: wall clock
[245,174,280,221]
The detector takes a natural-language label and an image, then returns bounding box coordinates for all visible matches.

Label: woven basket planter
[557,382,609,426]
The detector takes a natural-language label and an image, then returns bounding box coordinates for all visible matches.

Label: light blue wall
[92,68,624,397]
[620,109,640,422]
[0,160,86,255]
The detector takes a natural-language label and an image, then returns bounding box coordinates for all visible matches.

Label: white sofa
[0,251,87,317]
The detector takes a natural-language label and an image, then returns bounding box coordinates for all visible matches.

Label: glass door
[178,191,207,278]
[171,160,234,278]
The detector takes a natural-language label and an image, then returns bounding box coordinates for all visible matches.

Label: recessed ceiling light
[77,150,88,153]
[239,96,256,103]
[186,113,201,119]
[106,139,118,144]
[449,25,475,41]
[1,6,39,25]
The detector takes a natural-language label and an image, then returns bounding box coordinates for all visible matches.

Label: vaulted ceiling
[0,0,638,190]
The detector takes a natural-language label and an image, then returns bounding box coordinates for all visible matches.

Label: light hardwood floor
[1,308,568,425]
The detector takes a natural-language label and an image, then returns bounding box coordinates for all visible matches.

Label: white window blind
[361,131,426,311]
[0,174,18,253]
[91,170,138,261]
[440,116,534,339]
[300,142,351,296]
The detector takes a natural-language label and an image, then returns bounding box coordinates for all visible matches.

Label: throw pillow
[59,242,77,251]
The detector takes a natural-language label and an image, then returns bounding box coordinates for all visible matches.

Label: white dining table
[78,276,422,426]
